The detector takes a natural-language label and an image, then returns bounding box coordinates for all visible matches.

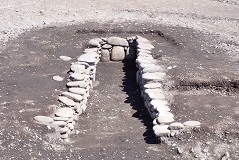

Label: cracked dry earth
[0,22,239,160]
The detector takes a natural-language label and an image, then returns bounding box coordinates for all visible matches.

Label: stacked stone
[89,36,135,62]
[135,35,201,140]
[33,46,101,140]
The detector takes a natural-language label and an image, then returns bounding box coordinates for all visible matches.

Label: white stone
[107,37,129,47]
[53,116,69,121]
[66,81,87,88]
[168,122,184,130]
[58,96,76,106]
[153,118,158,126]
[150,99,169,110]
[102,44,112,49]
[111,46,125,61]
[137,48,151,53]
[137,52,152,57]
[88,38,100,47]
[144,83,162,89]
[69,87,86,95]
[61,92,83,102]
[142,72,166,81]
[145,89,166,100]
[78,54,97,64]
[53,76,64,82]
[60,133,68,139]
[137,42,154,50]
[55,107,74,118]
[183,121,201,128]
[34,116,53,123]
[70,73,87,81]
[70,64,85,73]
[158,112,174,118]
[156,115,174,124]
[59,56,72,61]
[84,48,98,52]
[153,125,170,137]
[142,66,164,73]
[136,35,149,43]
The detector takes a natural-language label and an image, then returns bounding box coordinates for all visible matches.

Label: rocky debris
[100,49,110,62]
[53,75,64,81]
[34,116,53,123]
[107,37,129,47]
[59,55,72,61]
[111,46,125,61]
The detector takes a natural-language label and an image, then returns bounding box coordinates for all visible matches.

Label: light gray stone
[142,72,166,81]
[111,46,125,61]
[156,115,174,124]
[107,37,129,47]
[70,64,85,73]
[150,99,169,109]
[55,107,74,118]
[144,83,162,89]
[34,116,54,123]
[137,42,154,50]
[58,96,76,106]
[168,122,184,130]
[145,89,166,100]
[137,48,151,53]
[183,121,201,128]
[102,44,112,49]
[153,125,170,137]
[158,112,174,118]
[66,81,87,88]
[53,116,69,121]
[136,35,149,43]
[59,56,72,61]
[51,121,67,127]
[88,39,100,47]
[78,54,97,64]
[59,127,69,134]
[137,52,152,57]
[69,87,86,95]
[61,91,83,102]
[142,66,164,73]
[100,49,110,62]
[53,76,64,82]
[70,73,87,81]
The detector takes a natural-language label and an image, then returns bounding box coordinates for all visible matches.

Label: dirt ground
[0,0,239,160]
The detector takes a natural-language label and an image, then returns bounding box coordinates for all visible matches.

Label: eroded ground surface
[0,23,239,159]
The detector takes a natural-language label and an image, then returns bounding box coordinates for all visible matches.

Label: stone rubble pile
[34,35,201,141]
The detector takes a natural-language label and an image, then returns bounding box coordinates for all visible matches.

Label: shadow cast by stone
[121,57,158,144]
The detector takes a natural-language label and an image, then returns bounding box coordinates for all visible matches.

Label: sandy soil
[0,0,239,159]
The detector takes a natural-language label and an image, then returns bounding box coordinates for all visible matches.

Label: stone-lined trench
[34,35,200,141]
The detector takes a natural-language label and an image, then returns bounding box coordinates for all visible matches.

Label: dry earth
[0,0,239,160]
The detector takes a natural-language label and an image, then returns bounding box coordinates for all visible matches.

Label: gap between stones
[33,35,201,142]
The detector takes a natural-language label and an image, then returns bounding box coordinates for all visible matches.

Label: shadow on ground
[121,59,158,144]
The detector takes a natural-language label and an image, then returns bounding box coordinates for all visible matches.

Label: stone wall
[34,35,200,141]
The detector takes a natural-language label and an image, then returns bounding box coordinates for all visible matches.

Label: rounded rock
[145,89,166,100]
[59,56,72,61]
[58,96,76,106]
[102,44,112,49]
[156,115,174,124]
[34,116,54,123]
[111,46,125,61]
[144,83,162,89]
[53,76,64,82]
[55,107,74,118]
[168,122,184,130]
[66,81,87,88]
[70,73,87,81]
[61,91,83,102]
[153,125,170,137]
[69,87,86,95]
[100,49,110,62]
[107,37,129,47]
[88,38,101,47]
[53,116,69,121]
